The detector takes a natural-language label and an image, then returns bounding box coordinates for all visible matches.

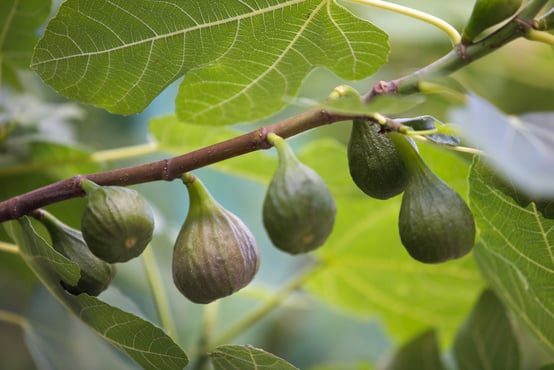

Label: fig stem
[141,246,179,342]
[0,241,19,255]
[80,178,100,194]
[525,29,554,45]
[346,0,461,45]
[0,309,28,328]
[208,261,322,349]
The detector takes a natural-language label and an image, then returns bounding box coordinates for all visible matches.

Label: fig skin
[39,210,116,296]
[390,133,476,263]
[263,133,336,254]
[80,179,154,263]
[172,173,260,304]
[347,120,409,200]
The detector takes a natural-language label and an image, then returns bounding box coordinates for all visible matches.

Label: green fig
[347,120,409,200]
[390,133,476,263]
[172,173,260,304]
[462,0,522,43]
[38,210,116,296]
[80,179,154,263]
[263,133,336,254]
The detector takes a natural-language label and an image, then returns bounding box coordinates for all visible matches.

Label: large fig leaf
[4,217,188,370]
[31,0,389,125]
[210,345,299,370]
[469,157,554,353]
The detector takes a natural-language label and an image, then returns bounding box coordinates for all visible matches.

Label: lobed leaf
[210,345,299,370]
[31,0,389,125]
[469,157,554,353]
[4,217,188,370]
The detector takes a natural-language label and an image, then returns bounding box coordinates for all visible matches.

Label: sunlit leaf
[0,0,50,85]
[31,0,389,125]
[4,218,188,370]
[453,289,521,370]
[210,345,299,370]
[383,330,445,370]
[469,157,554,353]
[451,95,554,197]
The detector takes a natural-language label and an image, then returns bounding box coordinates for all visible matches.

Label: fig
[390,133,476,263]
[80,179,154,263]
[263,133,336,254]
[172,173,260,304]
[38,210,116,296]
[347,120,409,199]
[462,0,522,43]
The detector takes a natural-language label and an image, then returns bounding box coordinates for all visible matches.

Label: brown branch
[0,108,351,223]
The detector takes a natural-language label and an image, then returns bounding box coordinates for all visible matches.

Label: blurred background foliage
[1,0,553,369]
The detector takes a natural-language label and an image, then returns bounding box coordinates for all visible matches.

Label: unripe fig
[263,133,336,254]
[38,210,116,296]
[80,179,154,263]
[390,133,476,263]
[172,173,260,304]
[347,120,409,200]
[462,0,522,43]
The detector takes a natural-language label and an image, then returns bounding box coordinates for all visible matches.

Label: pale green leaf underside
[31,0,388,125]
[469,157,554,353]
[210,345,299,370]
[4,218,188,370]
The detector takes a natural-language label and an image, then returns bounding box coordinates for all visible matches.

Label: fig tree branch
[0,0,549,223]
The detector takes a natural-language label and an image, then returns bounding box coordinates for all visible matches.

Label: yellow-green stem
[346,0,461,45]
[141,246,178,341]
[0,241,19,254]
[526,29,554,45]
[209,261,322,349]
[0,309,28,328]
[90,142,159,162]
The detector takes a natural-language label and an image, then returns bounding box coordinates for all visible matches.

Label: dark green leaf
[469,157,554,353]
[4,217,188,370]
[31,0,389,124]
[453,290,521,370]
[383,330,445,370]
[210,345,299,370]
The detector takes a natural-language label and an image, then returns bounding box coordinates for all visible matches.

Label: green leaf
[302,140,482,344]
[31,0,389,123]
[469,157,554,353]
[383,330,445,370]
[24,287,137,370]
[210,345,299,370]
[4,217,188,370]
[0,0,50,84]
[176,1,388,125]
[453,289,521,370]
